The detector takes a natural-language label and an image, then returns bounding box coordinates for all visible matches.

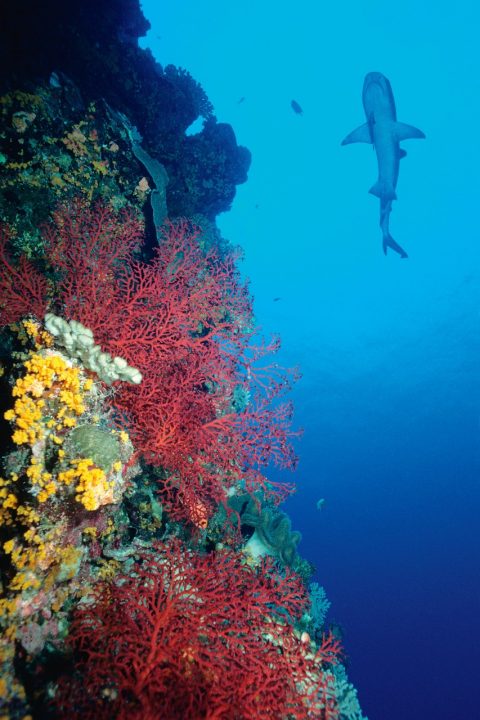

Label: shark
[342,72,425,259]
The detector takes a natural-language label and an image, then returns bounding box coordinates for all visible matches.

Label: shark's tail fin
[369,180,397,202]
[383,233,408,259]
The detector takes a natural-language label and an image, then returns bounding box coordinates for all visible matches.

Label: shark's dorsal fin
[399,148,407,159]
[394,122,425,141]
[341,123,372,145]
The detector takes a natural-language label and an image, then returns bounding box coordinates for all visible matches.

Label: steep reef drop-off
[0,2,367,718]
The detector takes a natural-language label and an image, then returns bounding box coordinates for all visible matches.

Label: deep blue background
[140,2,480,717]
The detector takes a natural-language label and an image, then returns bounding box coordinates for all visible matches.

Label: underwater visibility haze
[0,0,478,718]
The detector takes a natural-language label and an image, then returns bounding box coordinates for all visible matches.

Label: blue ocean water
[140,2,480,718]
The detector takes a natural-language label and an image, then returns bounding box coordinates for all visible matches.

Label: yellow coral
[62,125,88,156]
[4,351,89,447]
[55,545,83,581]
[58,458,113,511]
[21,319,54,349]
[1,494,17,510]
[3,539,15,554]
[0,339,124,647]
[82,526,97,538]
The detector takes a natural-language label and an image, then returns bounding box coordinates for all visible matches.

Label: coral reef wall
[0,2,367,718]
[0,0,251,221]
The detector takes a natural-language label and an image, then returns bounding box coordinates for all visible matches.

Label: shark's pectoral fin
[399,148,407,159]
[341,123,372,145]
[394,122,425,141]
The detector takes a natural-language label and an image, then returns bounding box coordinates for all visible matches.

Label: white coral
[44,313,142,385]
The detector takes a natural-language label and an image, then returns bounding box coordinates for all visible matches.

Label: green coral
[333,665,369,720]
[63,425,121,472]
[229,493,304,571]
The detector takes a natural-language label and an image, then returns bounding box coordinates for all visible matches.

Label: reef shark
[342,72,425,258]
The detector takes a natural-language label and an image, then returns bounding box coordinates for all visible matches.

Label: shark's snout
[362,72,395,119]
[364,71,385,86]
[363,73,389,95]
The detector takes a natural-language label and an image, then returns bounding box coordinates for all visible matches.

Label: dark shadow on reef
[0,0,251,220]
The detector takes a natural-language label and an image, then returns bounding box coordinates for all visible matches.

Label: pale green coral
[308,582,331,631]
[64,424,121,472]
[44,313,142,385]
[334,665,369,720]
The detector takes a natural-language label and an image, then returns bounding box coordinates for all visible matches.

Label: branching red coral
[54,541,341,719]
[1,200,301,525]
[0,225,49,325]
[43,199,144,335]
[45,203,250,367]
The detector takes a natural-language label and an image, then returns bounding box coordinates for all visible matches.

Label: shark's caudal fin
[369,180,397,201]
[383,233,408,259]
[341,123,372,145]
[394,122,425,141]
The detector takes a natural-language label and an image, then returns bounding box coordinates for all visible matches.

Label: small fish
[49,71,61,88]
[291,99,303,115]
[273,297,282,302]
[316,498,326,511]
[237,96,246,104]
[342,72,425,259]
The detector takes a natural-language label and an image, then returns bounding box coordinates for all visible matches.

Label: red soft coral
[1,200,300,524]
[43,199,144,336]
[55,542,341,719]
[43,201,300,525]
[0,225,49,325]
[44,201,249,367]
